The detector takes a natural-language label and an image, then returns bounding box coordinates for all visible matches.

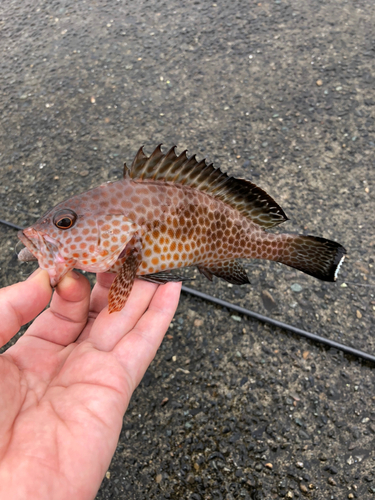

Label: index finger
[113,281,181,389]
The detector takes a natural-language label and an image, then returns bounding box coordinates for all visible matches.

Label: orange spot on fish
[144,249,152,257]
[152,257,159,266]
[121,200,133,209]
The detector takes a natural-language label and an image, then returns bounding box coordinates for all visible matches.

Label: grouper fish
[18,145,346,312]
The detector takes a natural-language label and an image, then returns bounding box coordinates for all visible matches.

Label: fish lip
[17,229,40,258]
[17,228,65,267]
[18,228,60,256]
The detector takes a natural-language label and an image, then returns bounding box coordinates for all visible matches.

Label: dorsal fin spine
[159,149,187,181]
[194,164,214,190]
[130,146,147,179]
[142,144,164,179]
[171,155,196,184]
[150,148,174,179]
[211,174,230,191]
[123,162,130,178]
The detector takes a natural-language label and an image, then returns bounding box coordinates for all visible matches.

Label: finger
[79,278,159,348]
[0,269,52,347]
[24,271,91,346]
[113,282,181,389]
[88,273,116,317]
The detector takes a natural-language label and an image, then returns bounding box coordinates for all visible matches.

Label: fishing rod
[180,286,375,363]
[1,218,374,364]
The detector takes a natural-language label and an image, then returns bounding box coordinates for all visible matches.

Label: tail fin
[277,235,346,282]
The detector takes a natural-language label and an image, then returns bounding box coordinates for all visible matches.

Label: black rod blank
[0,219,23,231]
[181,286,375,364]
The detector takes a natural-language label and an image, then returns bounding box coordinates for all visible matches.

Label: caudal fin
[277,235,346,282]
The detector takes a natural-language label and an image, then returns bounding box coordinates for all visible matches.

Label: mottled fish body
[18,145,346,312]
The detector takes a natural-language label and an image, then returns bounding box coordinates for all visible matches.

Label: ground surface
[0,0,375,498]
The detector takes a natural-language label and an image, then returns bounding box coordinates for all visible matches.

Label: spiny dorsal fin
[129,145,288,228]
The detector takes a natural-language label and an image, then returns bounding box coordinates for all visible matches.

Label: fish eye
[53,209,77,230]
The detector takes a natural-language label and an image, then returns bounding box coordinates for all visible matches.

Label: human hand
[0,269,181,500]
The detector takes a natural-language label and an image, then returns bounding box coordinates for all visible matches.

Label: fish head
[18,199,141,287]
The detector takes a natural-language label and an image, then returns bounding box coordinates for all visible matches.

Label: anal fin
[198,260,250,285]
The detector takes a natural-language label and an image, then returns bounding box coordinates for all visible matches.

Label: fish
[18,145,346,313]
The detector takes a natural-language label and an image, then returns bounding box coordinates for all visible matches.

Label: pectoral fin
[96,215,142,271]
[108,238,142,313]
[198,260,250,285]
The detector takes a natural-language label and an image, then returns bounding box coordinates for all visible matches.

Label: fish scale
[18,145,346,313]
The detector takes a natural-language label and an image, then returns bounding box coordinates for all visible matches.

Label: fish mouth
[18,229,41,258]
[18,228,75,286]
[18,228,60,260]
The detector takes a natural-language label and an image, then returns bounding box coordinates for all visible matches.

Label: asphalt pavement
[0,0,374,498]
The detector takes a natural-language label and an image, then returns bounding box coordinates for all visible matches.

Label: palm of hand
[0,271,181,500]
